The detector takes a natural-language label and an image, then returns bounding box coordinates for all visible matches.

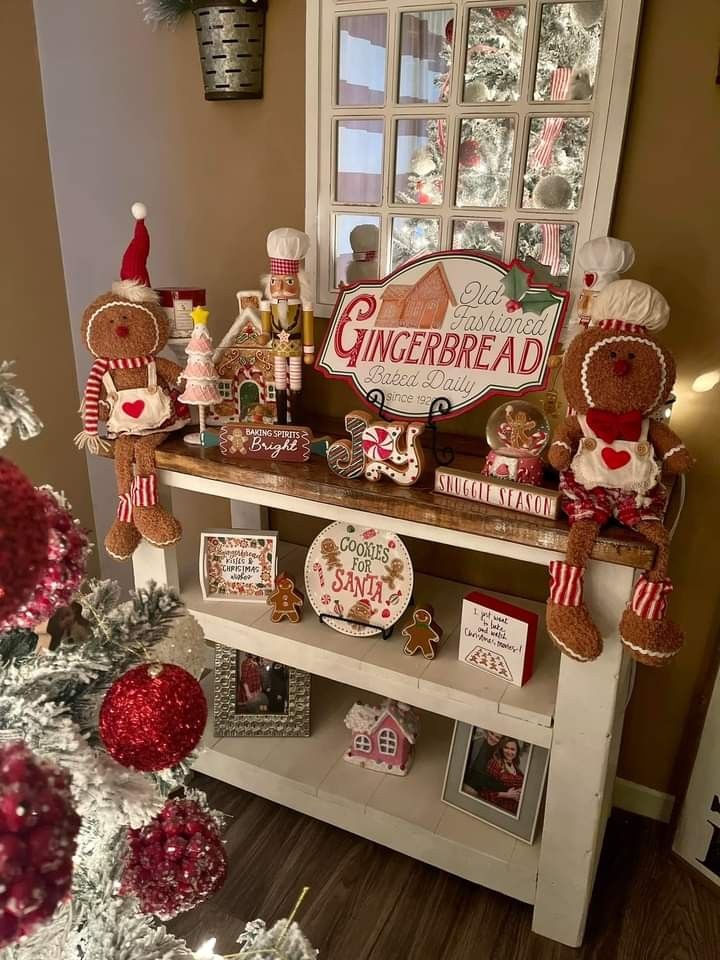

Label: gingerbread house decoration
[376,263,456,330]
[207,293,277,426]
[343,699,419,776]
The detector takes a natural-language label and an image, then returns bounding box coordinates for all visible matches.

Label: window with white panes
[354,734,372,752]
[378,728,398,755]
[306,0,641,314]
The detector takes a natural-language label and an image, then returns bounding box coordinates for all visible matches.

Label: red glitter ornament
[492,7,513,20]
[120,797,227,920]
[0,479,89,632]
[99,663,208,772]
[0,459,50,630]
[0,742,80,950]
[458,138,483,168]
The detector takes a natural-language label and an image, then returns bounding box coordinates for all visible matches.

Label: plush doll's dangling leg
[620,520,682,666]
[131,435,182,547]
[547,519,603,662]
[105,436,142,560]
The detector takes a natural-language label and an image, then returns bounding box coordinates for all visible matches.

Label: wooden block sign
[316,251,568,420]
[220,424,312,462]
[434,467,561,519]
[459,591,537,687]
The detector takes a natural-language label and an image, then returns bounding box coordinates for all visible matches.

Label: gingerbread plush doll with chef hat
[75,203,189,559]
[547,278,692,666]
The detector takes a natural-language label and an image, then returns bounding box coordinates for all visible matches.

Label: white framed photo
[442,722,549,844]
[199,530,278,602]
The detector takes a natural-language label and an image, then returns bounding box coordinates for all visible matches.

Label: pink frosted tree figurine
[179,307,222,446]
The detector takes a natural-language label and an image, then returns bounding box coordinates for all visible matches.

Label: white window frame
[305,0,642,316]
[354,733,372,752]
[378,728,398,755]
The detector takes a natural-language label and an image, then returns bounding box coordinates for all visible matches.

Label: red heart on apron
[122,400,145,419]
[601,447,631,470]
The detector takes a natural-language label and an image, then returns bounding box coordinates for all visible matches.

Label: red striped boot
[132,474,182,548]
[620,575,683,666]
[546,560,602,662]
[105,493,141,560]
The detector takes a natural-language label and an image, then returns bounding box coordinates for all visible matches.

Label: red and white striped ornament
[531,68,572,169]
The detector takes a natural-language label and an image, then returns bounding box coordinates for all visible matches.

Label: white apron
[102,361,173,437]
[571,414,660,494]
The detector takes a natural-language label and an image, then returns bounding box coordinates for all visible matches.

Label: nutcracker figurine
[260,228,315,425]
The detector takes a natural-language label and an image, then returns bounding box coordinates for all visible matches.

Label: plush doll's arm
[547,414,582,471]
[648,419,693,475]
[155,357,184,389]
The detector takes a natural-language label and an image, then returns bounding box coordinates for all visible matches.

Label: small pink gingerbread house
[344,699,419,776]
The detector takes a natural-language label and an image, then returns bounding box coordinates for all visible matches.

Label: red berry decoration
[120,798,227,920]
[0,459,50,630]
[99,663,208,772]
[0,742,80,950]
[506,299,522,313]
[493,6,513,20]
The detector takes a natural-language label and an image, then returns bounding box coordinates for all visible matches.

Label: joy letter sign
[459,591,537,687]
[316,252,568,420]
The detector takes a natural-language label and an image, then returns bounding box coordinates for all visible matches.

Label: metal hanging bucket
[193,0,267,101]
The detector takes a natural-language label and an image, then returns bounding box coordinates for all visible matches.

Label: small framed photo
[442,723,549,844]
[199,530,278,602]
[213,645,311,737]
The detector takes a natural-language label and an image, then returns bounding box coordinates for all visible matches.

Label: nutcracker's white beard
[276,300,288,325]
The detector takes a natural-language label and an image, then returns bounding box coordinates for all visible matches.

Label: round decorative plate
[304,522,414,637]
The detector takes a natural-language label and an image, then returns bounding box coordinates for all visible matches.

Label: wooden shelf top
[100,429,658,568]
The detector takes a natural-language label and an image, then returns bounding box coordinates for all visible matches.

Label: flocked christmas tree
[0,365,317,959]
[393,2,603,277]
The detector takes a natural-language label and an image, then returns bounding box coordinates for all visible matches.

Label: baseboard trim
[613,777,675,823]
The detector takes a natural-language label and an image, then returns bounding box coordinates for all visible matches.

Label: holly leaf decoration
[522,289,560,317]
[503,265,529,302]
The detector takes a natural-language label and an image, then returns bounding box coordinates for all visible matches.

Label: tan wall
[611,0,720,791]
[0,3,96,574]
[30,0,719,791]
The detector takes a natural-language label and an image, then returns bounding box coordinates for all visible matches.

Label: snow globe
[482,401,550,485]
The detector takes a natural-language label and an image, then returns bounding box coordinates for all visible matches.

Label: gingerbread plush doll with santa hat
[547,278,692,666]
[75,203,189,559]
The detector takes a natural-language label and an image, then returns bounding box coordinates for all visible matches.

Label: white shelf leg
[131,485,180,590]
[532,560,635,947]
[230,499,268,529]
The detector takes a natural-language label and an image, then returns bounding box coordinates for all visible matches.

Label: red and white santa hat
[267,227,310,276]
[111,202,159,303]
[578,236,635,292]
[590,278,670,335]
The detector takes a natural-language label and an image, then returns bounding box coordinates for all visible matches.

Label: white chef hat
[591,278,670,333]
[267,227,310,275]
[578,236,635,291]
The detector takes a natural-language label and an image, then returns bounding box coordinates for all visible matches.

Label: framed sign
[315,251,568,420]
[199,530,277,602]
[459,591,537,687]
[442,723,549,844]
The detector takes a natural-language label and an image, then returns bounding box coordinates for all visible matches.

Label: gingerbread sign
[219,424,312,462]
[327,409,426,485]
[304,522,414,637]
[316,251,568,420]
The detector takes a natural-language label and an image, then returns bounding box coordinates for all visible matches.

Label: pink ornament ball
[99,663,208,772]
[0,459,50,630]
[0,742,80,950]
[120,798,227,920]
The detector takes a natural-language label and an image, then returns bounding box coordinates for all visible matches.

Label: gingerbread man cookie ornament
[402,607,442,660]
[267,573,304,624]
[547,279,692,666]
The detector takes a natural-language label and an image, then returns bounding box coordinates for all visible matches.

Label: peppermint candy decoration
[362,427,394,461]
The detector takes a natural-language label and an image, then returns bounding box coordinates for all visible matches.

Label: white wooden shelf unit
[131,457,638,948]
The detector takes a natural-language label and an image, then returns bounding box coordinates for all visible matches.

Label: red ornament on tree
[458,138,483,168]
[493,7,514,20]
[0,742,80,950]
[0,459,50,630]
[120,797,227,920]
[99,663,207,772]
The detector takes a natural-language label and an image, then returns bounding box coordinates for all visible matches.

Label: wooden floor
[169,775,720,960]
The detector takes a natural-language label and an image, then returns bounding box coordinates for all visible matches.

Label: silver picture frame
[213,644,311,737]
[442,722,549,844]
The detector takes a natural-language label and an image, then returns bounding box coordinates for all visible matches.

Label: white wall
[33,0,306,583]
